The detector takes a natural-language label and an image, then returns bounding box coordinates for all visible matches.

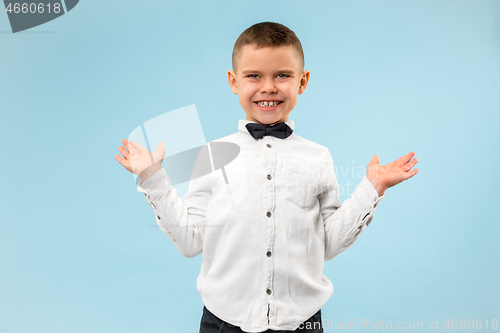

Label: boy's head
[228,22,310,126]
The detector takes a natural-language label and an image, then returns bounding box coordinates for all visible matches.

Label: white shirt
[136,119,384,332]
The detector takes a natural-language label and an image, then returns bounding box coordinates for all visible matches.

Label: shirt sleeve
[136,167,212,258]
[318,147,384,261]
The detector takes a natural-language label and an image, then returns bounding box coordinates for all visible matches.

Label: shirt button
[266,289,272,295]
[157,215,161,220]
[266,211,272,217]
[267,174,272,180]
[267,251,272,257]
[266,143,272,148]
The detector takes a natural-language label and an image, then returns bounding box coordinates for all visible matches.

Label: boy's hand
[366,151,419,197]
[115,139,166,182]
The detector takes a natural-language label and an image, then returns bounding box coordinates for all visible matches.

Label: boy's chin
[246,114,288,125]
[245,107,291,125]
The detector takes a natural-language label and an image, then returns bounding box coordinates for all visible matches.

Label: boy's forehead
[237,44,302,72]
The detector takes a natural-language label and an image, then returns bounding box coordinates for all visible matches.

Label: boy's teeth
[258,101,279,107]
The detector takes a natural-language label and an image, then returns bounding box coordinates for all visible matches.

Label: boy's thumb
[370,155,380,165]
[157,142,165,154]
[157,142,166,162]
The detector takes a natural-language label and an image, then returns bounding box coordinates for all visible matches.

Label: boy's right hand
[115,139,166,183]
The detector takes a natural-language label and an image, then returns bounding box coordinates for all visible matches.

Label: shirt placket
[262,135,277,327]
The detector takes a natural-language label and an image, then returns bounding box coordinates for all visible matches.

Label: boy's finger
[122,139,142,155]
[401,158,418,172]
[407,158,418,169]
[127,141,139,155]
[368,155,380,166]
[394,151,415,167]
[158,142,166,154]
[118,146,130,159]
[129,146,138,155]
[115,154,128,166]
[405,168,419,179]
[121,139,130,152]
[115,154,132,172]
[129,140,147,153]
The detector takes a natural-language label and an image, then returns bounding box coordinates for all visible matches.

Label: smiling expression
[228,44,310,125]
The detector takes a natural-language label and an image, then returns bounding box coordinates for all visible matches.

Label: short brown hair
[232,22,304,73]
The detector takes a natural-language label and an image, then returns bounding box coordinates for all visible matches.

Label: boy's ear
[298,70,310,95]
[228,70,238,94]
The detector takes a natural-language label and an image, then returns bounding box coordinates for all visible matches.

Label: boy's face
[228,44,310,125]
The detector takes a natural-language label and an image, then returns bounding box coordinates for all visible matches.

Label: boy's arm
[318,148,384,261]
[136,167,212,258]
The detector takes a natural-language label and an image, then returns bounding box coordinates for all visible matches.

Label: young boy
[115,22,418,333]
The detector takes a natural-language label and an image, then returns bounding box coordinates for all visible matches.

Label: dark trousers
[199,306,323,333]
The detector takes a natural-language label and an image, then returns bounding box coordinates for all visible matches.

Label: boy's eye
[246,74,289,79]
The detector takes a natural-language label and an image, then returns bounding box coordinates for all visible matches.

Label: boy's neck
[246,115,289,126]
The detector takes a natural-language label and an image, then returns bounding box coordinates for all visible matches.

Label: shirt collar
[238,119,295,136]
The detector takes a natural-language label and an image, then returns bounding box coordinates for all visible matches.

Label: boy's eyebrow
[241,70,296,75]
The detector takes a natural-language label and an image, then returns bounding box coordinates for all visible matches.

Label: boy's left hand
[366,151,419,197]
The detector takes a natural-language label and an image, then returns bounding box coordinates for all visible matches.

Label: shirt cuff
[136,168,173,198]
[351,176,385,211]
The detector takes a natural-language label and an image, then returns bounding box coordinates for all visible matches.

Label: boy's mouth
[254,101,283,108]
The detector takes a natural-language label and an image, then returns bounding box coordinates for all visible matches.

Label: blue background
[1,0,499,332]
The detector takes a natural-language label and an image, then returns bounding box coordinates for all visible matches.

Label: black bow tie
[245,121,293,140]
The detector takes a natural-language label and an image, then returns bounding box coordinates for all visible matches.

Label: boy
[115,22,418,333]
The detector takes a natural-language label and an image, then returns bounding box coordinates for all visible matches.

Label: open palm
[115,139,165,176]
[366,151,419,196]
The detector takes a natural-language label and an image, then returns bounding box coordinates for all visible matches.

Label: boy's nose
[260,78,278,94]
